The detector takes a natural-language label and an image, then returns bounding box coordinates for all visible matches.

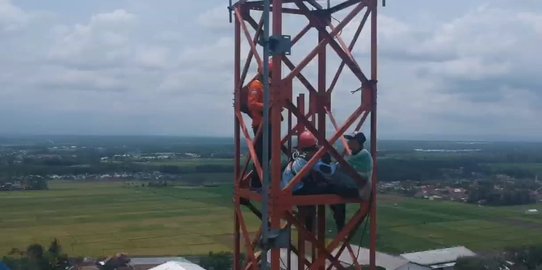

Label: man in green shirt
[327,131,373,231]
[343,131,373,199]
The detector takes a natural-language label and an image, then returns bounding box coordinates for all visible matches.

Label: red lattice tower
[231,0,379,269]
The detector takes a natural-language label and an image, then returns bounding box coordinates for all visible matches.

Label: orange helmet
[298,130,317,150]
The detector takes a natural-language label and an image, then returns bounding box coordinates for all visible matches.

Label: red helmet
[298,130,317,150]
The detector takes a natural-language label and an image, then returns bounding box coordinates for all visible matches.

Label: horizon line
[0,133,541,143]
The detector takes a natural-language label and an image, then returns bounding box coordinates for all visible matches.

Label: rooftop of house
[400,246,476,266]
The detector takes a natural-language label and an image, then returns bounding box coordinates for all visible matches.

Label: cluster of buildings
[49,172,180,181]
[1,144,209,165]
[100,152,211,162]
[380,180,542,204]
[379,181,469,202]
[100,152,180,162]
[413,186,468,202]
[1,172,179,184]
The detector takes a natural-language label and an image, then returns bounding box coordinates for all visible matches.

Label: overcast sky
[0,0,541,141]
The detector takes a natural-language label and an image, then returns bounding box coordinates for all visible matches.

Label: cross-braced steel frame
[232,1,379,269]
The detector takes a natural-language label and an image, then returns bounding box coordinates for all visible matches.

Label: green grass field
[367,196,542,253]
[0,181,257,257]
[1,181,541,257]
[177,172,232,184]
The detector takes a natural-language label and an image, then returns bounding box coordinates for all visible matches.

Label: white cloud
[0,0,540,139]
[35,67,126,92]
[134,46,172,69]
[418,6,542,92]
[0,0,29,32]
[425,57,510,80]
[48,9,137,67]
[178,37,233,71]
[197,6,230,32]
[91,9,135,25]
[517,12,542,34]
[372,5,542,139]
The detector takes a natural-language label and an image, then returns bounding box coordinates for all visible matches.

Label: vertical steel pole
[317,14,327,270]
[369,0,378,269]
[234,9,242,270]
[297,94,306,270]
[262,0,271,268]
[271,0,283,269]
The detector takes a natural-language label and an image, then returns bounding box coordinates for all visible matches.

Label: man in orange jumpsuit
[248,62,272,188]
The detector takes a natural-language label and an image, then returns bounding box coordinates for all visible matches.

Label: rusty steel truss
[232,0,379,269]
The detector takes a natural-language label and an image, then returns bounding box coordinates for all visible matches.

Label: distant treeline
[378,156,541,181]
[0,157,539,182]
[378,158,477,181]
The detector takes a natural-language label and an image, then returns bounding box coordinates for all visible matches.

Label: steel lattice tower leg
[231,1,379,269]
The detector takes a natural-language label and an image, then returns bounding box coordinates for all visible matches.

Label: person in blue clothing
[282,130,330,232]
[0,261,11,270]
[281,130,328,195]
